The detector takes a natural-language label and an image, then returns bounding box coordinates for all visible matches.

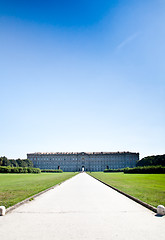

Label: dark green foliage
[11,167,20,173]
[104,169,124,172]
[0,157,11,166]
[0,156,33,168]
[137,154,165,167]
[31,168,41,173]
[124,166,165,174]
[15,159,33,167]
[41,169,63,173]
[10,160,19,167]
[27,168,33,173]
[0,166,41,174]
[18,167,24,173]
[16,159,26,167]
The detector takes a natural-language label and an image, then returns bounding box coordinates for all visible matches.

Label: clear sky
[0,0,165,159]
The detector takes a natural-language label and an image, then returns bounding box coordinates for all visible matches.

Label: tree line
[136,154,165,167]
[0,156,33,168]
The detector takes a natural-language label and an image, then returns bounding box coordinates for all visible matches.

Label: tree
[137,154,165,166]
[0,157,3,166]
[0,156,33,168]
[1,156,11,166]
[9,159,19,167]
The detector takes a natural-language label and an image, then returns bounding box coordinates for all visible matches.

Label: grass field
[88,172,165,207]
[0,172,78,208]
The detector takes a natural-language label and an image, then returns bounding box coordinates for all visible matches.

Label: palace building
[27,151,139,172]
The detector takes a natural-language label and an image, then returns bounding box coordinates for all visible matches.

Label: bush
[41,169,63,173]
[0,166,7,173]
[23,168,28,173]
[27,167,33,173]
[124,166,165,174]
[32,168,41,174]
[11,167,20,173]
[17,167,24,173]
[0,166,41,174]
[104,168,124,173]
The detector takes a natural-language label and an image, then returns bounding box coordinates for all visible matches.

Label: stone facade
[27,152,139,172]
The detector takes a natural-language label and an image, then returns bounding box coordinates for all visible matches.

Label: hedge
[0,166,41,174]
[41,169,63,173]
[104,169,124,173]
[124,166,165,174]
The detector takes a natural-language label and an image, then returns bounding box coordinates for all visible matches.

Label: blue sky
[0,0,165,159]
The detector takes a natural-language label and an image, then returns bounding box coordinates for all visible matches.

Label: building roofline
[27,151,139,155]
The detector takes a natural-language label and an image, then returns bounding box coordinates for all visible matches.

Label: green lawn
[0,172,78,208]
[88,172,165,207]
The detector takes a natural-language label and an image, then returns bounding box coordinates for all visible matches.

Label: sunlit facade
[27,152,139,172]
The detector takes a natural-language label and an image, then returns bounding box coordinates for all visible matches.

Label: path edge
[87,173,157,213]
[6,173,79,214]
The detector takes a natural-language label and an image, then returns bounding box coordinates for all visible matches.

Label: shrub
[0,166,41,174]
[32,168,41,174]
[0,166,6,173]
[17,167,23,173]
[41,169,63,173]
[6,167,11,172]
[124,166,165,174]
[27,167,33,173]
[23,168,28,173]
[104,168,124,173]
[12,167,19,173]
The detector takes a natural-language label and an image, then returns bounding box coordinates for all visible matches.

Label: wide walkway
[0,173,165,240]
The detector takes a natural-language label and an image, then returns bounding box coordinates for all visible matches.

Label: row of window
[32,156,131,161]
